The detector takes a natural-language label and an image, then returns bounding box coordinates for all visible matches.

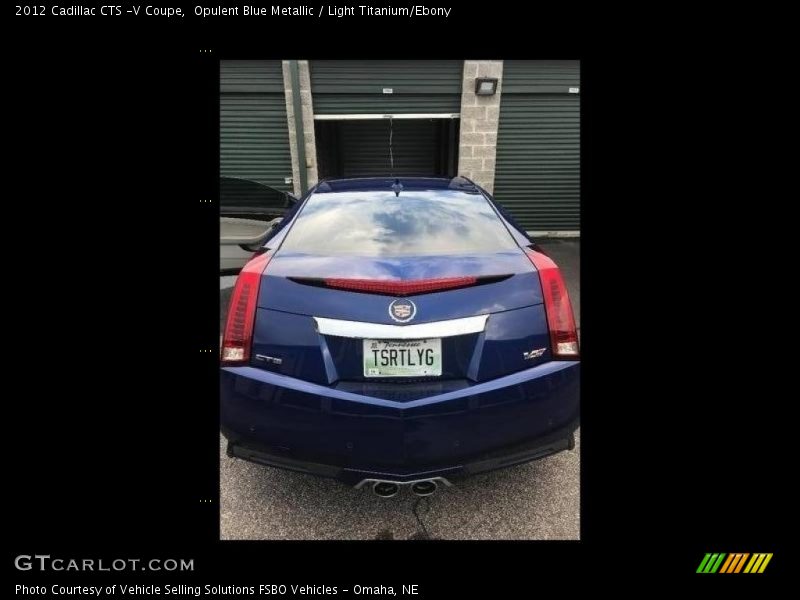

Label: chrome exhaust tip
[372,481,400,498]
[410,480,437,497]
[355,476,452,496]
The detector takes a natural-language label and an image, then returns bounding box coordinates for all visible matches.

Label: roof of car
[313,176,481,194]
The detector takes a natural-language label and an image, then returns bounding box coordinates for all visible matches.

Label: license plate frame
[362,338,442,378]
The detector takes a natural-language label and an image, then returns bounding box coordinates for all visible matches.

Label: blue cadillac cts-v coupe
[220,177,579,497]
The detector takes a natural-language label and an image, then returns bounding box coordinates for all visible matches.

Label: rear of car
[220,177,579,487]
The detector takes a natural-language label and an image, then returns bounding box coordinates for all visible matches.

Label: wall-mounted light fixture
[475,77,498,96]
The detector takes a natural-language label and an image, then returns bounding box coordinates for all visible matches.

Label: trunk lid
[257,250,541,320]
[249,249,553,389]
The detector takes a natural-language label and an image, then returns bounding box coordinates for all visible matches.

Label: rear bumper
[224,422,576,486]
[221,361,579,486]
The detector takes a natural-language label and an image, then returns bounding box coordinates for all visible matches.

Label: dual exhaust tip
[372,480,438,498]
[356,476,451,497]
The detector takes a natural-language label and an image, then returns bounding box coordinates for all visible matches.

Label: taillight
[221,253,271,364]
[525,248,579,359]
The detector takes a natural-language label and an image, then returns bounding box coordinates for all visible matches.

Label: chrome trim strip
[313,314,488,340]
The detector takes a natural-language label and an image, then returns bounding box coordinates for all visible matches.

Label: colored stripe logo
[697,553,773,574]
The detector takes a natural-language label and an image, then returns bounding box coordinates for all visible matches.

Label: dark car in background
[220,176,296,272]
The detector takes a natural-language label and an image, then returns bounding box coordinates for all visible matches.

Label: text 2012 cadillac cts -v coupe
[220,176,579,497]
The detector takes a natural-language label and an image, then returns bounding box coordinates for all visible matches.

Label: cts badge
[388,299,417,323]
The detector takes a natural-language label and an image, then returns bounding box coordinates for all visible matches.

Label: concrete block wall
[282,60,319,195]
[457,60,503,193]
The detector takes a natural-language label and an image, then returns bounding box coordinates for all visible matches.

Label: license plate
[363,338,442,377]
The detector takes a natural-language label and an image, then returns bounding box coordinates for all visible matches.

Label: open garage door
[310,60,463,180]
[316,118,459,179]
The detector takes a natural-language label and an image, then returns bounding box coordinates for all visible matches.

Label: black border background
[7,4,787,590]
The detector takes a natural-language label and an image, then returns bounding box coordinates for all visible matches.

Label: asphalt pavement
[219,239,580,540]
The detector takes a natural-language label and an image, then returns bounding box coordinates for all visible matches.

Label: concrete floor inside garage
[219,239,580,540]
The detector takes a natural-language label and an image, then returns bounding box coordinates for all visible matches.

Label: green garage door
[220,60,292,191]
[494,61,580,231]
[309,60,463,114]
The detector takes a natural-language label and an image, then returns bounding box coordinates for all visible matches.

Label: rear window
[279,190,518,256]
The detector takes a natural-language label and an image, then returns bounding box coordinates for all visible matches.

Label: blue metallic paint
[259,251,540,321]
[221,360,579,480]
[221,177,580,484]
[251,303,552,385]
